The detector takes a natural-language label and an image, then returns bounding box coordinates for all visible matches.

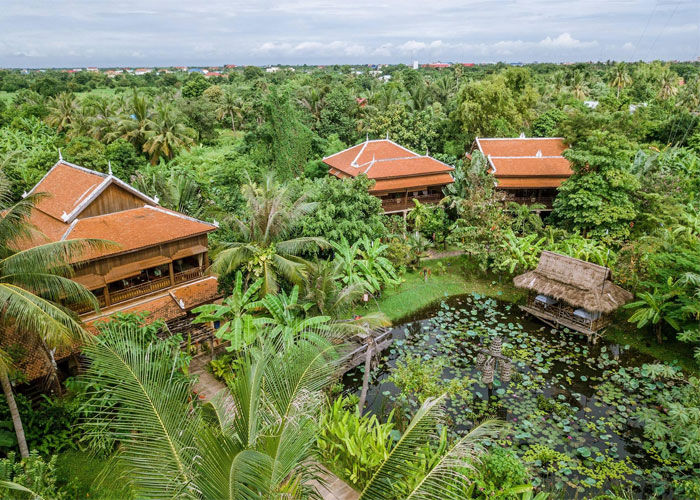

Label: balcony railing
[504,195,555,209]
[109,275,172,304]
[70,265,208,315]
[174,265,205,285]
[381,194,443,213]
[523,297,611,334]
[71,294,107,315]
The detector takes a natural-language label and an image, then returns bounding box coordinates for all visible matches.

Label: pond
[344,293,687,497]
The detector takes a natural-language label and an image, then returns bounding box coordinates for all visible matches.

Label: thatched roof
[513,251,633,313]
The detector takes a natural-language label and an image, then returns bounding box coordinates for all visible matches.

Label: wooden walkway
[190,355,360,500]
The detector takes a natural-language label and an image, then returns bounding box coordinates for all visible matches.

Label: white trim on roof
[143,205,218,229]
[60,218,80,241]
[487,155,566,159]
[351,141,369,167]
[24,160,107,199]
[477,137,566,141]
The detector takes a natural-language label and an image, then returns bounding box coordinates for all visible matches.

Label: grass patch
[359,256,524,323]
[56,450,133,499]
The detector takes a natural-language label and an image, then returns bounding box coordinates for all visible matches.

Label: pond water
[344,293,685,497]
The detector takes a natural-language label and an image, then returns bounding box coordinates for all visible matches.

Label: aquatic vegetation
[349,293,698,497]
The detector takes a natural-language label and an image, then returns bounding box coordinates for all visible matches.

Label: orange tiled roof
[476,137,568,157]
[62,206,216,261]
[324,139,453,192]
[489,157,572,177]
[17,161,217,260]
[495,177,568,189]
[29,162,107,220]
[474,137,573,189]
[372,173,455,193]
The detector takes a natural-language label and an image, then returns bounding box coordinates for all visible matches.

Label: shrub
[317,396,395,488]
[0,452,68,499]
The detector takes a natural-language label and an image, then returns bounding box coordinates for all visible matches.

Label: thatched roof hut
[513,251,633,314]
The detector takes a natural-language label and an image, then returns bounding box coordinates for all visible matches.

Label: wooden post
[169,261,175,286]
[103,285,111,307]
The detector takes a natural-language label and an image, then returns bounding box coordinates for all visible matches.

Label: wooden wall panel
[80,184,148,218]
[72,234,209,285]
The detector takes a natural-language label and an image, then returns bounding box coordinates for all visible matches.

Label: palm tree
[610,62,632,98]
[658,68,679,100]
[303,259,364,317]
[212,176,327,295]
[297,86,326,122]
[142,102,195,164]
[0,180,108,457]
[114,89,153,152]
[80,322,342,498]
[625,289,680,344]
[407,82,429,112]
[79,323,505,499]
[216,87,245,132]
[45,92,78,133]
[358,396,504,499]
[86,96,118,142]
[570,71,589,100]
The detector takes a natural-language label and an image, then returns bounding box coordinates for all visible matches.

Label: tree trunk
[39,342,62,396]
[230,111,235,132]
[357,339,374,415]
[0,369,29,458]
[655,324,663,345]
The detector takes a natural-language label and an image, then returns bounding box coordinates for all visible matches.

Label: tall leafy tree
[143,102,195,164]
[552,131,639,240]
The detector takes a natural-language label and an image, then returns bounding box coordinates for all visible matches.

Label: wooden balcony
[381,194,443,213]
[503,194,555,209]
[174,266,206,285]
[71,265,207,315]
[520,298,611,337]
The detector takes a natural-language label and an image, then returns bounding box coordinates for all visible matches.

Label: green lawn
[358,256,525,322]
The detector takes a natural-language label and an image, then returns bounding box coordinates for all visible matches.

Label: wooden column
[169,261,175,287]
[103,285,111,307]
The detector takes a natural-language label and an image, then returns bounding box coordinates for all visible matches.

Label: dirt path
[423,249,464,260]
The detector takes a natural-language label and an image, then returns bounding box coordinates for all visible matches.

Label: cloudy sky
[1,0,698,68]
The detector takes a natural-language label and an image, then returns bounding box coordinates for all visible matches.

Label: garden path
[189,355,359,500]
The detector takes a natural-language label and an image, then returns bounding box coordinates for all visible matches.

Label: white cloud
[622,42,635,50]
[539,33,597,48]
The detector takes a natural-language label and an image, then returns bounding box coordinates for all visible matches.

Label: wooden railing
[174,266,205,285]
[504,195,555,209]
[71,265,207,314]
[71,294,107,315]
[109,276,172,304]
[381,194,443,213]
[527,298,610,333]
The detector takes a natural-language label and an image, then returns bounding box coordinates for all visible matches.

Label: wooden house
[324,139,454,215]
[6,160,220,383]
[473,137,573,209]
[513,251,633,337]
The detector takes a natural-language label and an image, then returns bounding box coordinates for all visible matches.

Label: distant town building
[324,139,454,215]
[412,60,419,70]
[134,68,153,75]
[421,62,451,69]
[472,136,573,210]
[266,66,280,73]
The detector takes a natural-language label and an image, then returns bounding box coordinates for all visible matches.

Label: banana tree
[192,271,267,352]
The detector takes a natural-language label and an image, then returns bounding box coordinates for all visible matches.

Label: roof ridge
[477,137,566,141]
[143,205,218,228]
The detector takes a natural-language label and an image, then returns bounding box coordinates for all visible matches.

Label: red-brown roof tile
[475,137,573,189]
[30,162,106,220]
[63,206,216,261]
[476,137,568,157]
[324,139,453,192]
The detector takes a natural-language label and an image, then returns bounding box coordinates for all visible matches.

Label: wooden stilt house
[513,251,633,337]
